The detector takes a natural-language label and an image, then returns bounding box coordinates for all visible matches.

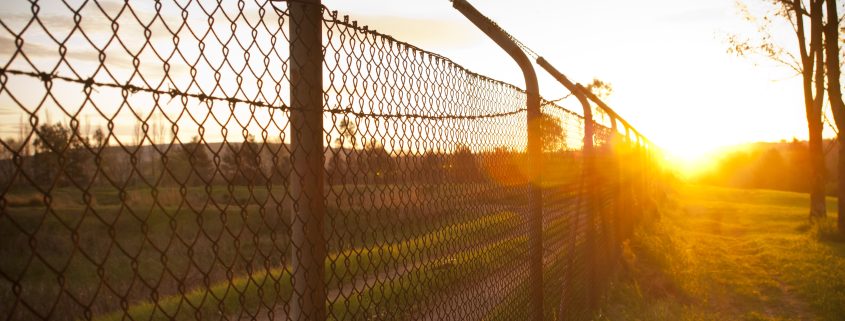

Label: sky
[0,0,828,164]
[322,0,827,163]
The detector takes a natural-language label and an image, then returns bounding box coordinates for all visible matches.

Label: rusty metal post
[617,126,636,239]
[452,1,543,320]
[535,58,593,319]
[637,136,648,220]
[289,0,326,320]
[574,83,600,311]
[608,117,623,276]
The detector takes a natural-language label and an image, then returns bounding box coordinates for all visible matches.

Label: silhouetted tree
[327,152,348,184]
[183,136,213,185]
[483,147,525,186]
[161,142,191,186]
[420,150,444,183]
[334,116,358,149]
[269,148,291,185]
[32,123,91,187]
[729,0,831,219]
[91,128,112,186]
[585,78,613,99]
[538,113,565,153]
[328,117,358,184]
[449,144,480,183]
[751,148,789,189]
[0,139,23,187]
[222,135,262,185]
[361,139,393,182]
[822,0,845,232]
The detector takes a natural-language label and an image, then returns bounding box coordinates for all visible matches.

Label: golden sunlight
[2,0,844,320]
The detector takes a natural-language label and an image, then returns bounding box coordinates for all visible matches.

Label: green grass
[1,185,290,320]
[328,236,527,320]
[599,184,845,321]
[481,198,606,321]
[326,210,520,287]
[96,211,521,321]
[95,267,292,321]
[0,183,526,320]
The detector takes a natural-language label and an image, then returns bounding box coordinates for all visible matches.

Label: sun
[654,135,726,176]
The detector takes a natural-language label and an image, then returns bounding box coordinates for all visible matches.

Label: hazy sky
[0,0,826,161]
[323,0,825,161]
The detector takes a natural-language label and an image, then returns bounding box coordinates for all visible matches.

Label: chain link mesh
[0,1,661,320]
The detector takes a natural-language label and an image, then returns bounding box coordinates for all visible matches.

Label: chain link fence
[0,0,662,320]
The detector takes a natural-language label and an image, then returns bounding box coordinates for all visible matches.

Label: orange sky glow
[0,0,833,170]
[322,0,836,168]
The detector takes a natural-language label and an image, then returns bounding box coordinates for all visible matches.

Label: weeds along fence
[0,0,662,320]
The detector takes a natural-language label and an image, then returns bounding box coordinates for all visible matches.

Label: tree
[90,127,135,186]
[161,143,190,186]
[449,144,481,183]
[361,138,394,182]
[269,145,291,186]
[482,147,525,186]
[822,0,845,232]
[334,116,358,149]
[420,149,445,183]
[585,78,613,99]
[0,138,23,187]
[222,135,263,185]
[183,136,213,185]
[91,127,112,186]
[729,0,830,219]
[537,113,566,153]
[752,148,790,189]
[328,117,358,184]
[32,122,91,187]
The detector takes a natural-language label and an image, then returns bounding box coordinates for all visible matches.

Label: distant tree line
[0,122,292,189]
[693,140,845,194]
[1,113,579,190]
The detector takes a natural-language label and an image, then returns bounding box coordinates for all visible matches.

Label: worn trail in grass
[600,184,845,321]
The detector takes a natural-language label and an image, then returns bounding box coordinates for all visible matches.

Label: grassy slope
[600,184,845,321]
[0,184,524,320]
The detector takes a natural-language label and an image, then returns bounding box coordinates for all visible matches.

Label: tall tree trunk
[797,0,828,219]
[839,141,845,232]
[812,0,827,219]
[824,0,845,232]
[808,121,826,218]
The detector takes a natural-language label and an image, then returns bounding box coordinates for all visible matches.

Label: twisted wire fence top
[0,0,660,320]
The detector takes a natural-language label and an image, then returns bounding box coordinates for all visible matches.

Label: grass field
[0,183,531,320]
[600,184,845,321]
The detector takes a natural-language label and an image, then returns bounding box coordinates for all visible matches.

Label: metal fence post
[289,0,327,320]
[606,116,622,284]
[638,136,648,221]
[533,59,593,320]
[617,128,627,240]
[452,1,543,320]
[572,83,600,312]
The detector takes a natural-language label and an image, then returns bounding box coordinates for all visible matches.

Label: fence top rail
[281,2,525,91]
[315,2,586,121]
[312,1,597,125]
[444,0,651,146]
